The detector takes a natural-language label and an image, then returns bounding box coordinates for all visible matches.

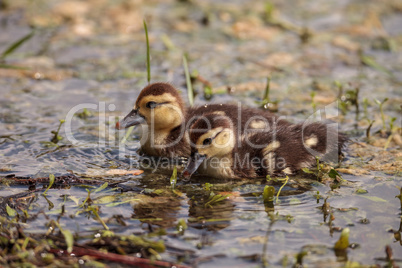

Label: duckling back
[242,122,347,177]
[184,112,347,179]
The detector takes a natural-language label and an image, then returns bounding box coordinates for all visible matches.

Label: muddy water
[0,0,401,267]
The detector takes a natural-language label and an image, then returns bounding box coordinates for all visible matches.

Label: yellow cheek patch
[304,135,318,147]
[196,127,224,147]
[215,130,232,146]
[196,127,235,157]
[249,120,267,129]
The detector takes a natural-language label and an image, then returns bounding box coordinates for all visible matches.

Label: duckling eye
[146,101,157,109]
[203,138,212,146]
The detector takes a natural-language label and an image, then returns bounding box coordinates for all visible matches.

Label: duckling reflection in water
[183,113,347,179]
[117,82,283,158]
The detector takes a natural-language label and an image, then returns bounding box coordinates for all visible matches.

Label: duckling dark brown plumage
[118,82,282,158]
[183,113,347,179]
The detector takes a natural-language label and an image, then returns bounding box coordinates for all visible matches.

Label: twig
[2,175,104,186]
[49,246,191,268]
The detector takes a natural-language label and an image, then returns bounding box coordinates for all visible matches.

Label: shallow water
[0,0,401,267]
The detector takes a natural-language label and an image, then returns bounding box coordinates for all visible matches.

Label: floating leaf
[6,204,16,217]
[289,198,302,205]
[360,196,387,202]
[93,182,108,193]
[93,195,116,204]
[105,198,140,207]
[355,189,368,194]
[302,168,314,174]
[69,196,81,206]
[334,228,349,250]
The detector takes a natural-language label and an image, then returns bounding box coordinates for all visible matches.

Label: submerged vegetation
[0,0,401,267]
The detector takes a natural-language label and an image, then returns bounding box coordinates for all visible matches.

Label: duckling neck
[201,153,235,179]
[142,122,190,157]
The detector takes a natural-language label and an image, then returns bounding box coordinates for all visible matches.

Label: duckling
[182,113,347,179]
[117,82,189,157]
[117,82,285,158]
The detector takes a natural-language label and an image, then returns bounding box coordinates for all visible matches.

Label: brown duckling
[183,113,347,179]
[117,82,284,158]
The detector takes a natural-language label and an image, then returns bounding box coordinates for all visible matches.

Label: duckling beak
[182,152,206,179]
[116,109,145,129]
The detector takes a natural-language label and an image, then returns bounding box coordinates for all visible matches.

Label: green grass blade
[0,64,29,70]
[1,31,34,59]
[61,229,74,253]
[361,54,392,77]
[263,77,271,102]
[183,54,194,106]
[143,20,151,84]
[93,182,108,193]
[121,20,150,145]
[43,174,55,196]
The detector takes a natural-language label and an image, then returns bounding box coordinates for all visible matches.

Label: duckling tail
[301,122,347,163]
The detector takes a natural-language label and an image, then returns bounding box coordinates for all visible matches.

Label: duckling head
[183,113,236,178]
[117,82,185,131]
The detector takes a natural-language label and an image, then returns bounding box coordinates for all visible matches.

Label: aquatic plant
[170,166,177,189]
[0,30,34,69]
[144,20,151,84]
[176,219,187,235]
[275,176,289,204]
[121,20,151,145]
[360,53,392,77]
[42,174,55,196]
[260,77,278,112]
[374,98,389,132]
[204,192,229,208]
[50,119,65,144]
[366,119,375,140]
[183,54,194,106]
[310,91,317,113]
[263,185,275,203]
[384,117,398,150]
[334,227,350,250]
[263,76,271,103]
[396,186,402,211]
